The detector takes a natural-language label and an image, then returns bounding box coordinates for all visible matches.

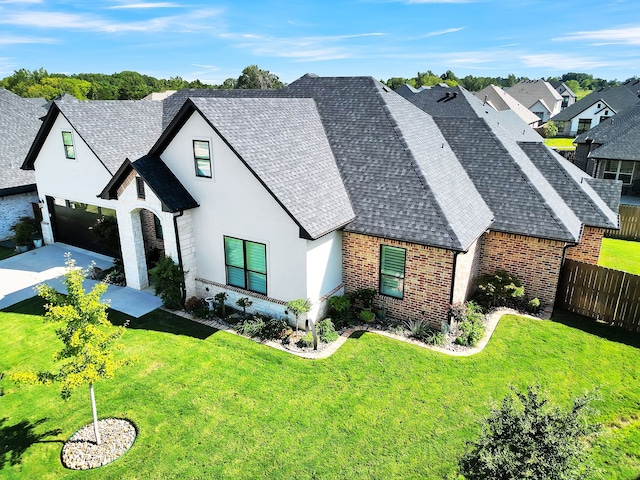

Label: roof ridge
[374,82,461,249]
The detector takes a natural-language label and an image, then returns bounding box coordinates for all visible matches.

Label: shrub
[235,316,265,337]
[235,315,289,341]
[185,296,201,313]
[423,330,446,346]
[11,216,39,247]
[236,297,253,318]
[474,270,525,309]
[544,120,558,138]
[214,292,228,317]
[359,310,375,323]
[526,297,541,314]
[356,288,377,309]
[149,255,184,310]
[460,386,601,480]
[453,301,486,347]
[317,318,339,343]
[286,298,312,331]
[297,331,314,348]
[405,318,429,339]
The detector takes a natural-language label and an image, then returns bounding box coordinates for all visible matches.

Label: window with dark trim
[136,177,145,199]
[154,215,163,240]
[61,131,75,159]
[224,236,267,294]
[577,118,592,134]
[603,159,635,185]
[379,245,406,299]
[193,140,211,178]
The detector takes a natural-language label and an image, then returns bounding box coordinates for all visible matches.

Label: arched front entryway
[139,208,165,280]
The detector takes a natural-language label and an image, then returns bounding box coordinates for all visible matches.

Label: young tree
[460,385,600,480]
[11,254,130,445]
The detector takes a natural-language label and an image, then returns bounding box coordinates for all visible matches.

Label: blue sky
[1,0,639,84]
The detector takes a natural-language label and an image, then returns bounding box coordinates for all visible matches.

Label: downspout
[173,210,186,306]
[448,251,459,325]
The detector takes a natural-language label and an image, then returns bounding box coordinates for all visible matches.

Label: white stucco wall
[161,112,311,316]
[0,192,39,240]
[31,115,118,246]
[566,102,615,136]
[306,230,344,320]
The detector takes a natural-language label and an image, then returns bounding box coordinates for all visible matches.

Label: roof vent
[452,92,458,98]
[445,92,451,98]
[382,86,390,92]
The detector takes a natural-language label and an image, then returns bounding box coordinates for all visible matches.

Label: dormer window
[193,140,211,178]
[62,131,75,159]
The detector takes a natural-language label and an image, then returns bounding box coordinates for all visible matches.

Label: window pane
[381,275,403,298]
[247,272,267,294]
[227,266,245,288]
[245,241,266,274]
[224,237,244,268]
[604,159,616,173]
[65,145,75,159]
[619,174,632,185]
[196,158,211,177]
[193,140,210,159]
[620,161,635,174]
[381,245,405,277]
[62,131,73,145]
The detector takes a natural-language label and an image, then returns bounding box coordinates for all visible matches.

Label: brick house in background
[23,75,620,327]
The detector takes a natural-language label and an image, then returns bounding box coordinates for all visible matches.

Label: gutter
[173,210,186,306]
[448,251,459,324]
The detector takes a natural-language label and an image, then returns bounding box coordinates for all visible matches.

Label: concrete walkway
[0,243,162,317]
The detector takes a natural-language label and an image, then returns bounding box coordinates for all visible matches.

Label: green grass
[599,238,640,275]
[544,137,576,150]
[0,245,16,260]
[1,298,639,479]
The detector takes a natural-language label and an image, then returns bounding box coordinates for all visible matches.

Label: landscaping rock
[61,418,136,470]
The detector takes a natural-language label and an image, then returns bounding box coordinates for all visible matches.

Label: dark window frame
[136,177,146,199]
[223,236,268,295]
[379,244,406,300]
[577,118,592,135]
[193,140,212,178]
[61,131,76,160]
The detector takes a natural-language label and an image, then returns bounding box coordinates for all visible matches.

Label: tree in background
[236,65,284,89]
[10,254,131,445]
[460,385,600,480]
[543,121,558,138]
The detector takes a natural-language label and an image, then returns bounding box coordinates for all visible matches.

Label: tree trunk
[90,382,102,445]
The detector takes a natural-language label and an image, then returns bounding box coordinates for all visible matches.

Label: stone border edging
[165,308,539,359]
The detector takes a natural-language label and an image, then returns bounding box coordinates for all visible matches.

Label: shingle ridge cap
[479,118,578,241]
[376,85,462,249]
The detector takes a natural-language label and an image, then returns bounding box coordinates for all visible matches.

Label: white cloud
[0,8,222,33]
[520,53,619,70]
[0,33,56,44]
[107,2,182,9]
[414,27,465,38]
[0,0,42,4]
[554,26,640,45]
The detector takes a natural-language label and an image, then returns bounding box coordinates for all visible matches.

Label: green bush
[356,288,377,308]
[404,319,446,345]
[329,295,354,329]
[297,331,314,348]
[474,270,525,309]
[460,386,601,480]
[317,318,339,343]
[452,301,486,347]
[11,216,39,247]
[526,297,541,314]
[149,255,184,310]
[359,310,375,323]
[235,315,289,341]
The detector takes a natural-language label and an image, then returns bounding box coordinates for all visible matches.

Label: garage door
[47,196,121,258]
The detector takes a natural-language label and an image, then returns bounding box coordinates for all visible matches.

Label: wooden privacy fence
[605,205,640,241]
[557,259,640,332]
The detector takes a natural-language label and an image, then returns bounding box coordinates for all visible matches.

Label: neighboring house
[0,89,48,240]
[505,79,564,123]
[23,75,620,327]
[573,103,640,197]
[474,84,541,126]
[551,85,640,137]
[549,81,577,109]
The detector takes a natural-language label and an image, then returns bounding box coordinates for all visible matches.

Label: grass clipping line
[61,418,136,470]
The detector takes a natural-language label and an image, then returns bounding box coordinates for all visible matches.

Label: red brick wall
[565,226,603,265]
[342,232,454,328]
[478,231,565,309]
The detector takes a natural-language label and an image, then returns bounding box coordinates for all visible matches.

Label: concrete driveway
[0,243,162,317]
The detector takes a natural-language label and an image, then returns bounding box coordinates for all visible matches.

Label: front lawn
[544,137,576,150]
[0,245,16,260]
[599,237,640,275]
[1,298,639,478]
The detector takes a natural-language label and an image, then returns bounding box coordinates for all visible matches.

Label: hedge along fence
[605,205,640,241]
[557,259,640,332]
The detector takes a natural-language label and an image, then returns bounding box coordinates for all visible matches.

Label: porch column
[118,209,148,290]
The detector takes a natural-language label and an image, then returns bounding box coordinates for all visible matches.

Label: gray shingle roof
[0,89,47,194]
[473,85,541,125]
[100,156,199,213]
[574,104,640,161]
[186,97,355,239]
[54,100,164,174]
[506,79,563,110]
[551,86,640,122]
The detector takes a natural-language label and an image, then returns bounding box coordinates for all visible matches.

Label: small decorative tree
[236,297,252,318]
[286,298,312,334]
[11,254,131,445]
[214,292,228,318]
